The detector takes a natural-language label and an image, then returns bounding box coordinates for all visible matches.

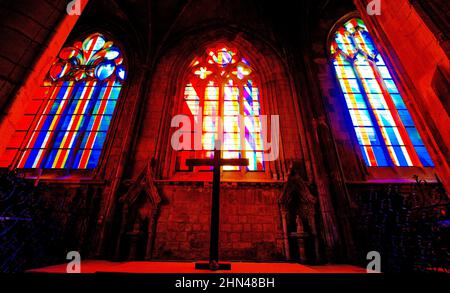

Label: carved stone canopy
[279,160,317,209]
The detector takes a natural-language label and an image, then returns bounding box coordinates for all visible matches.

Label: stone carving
[279,161,319,263]
[115,159,162,260]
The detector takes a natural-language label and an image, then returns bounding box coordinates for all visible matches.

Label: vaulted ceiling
[76,0,355,60]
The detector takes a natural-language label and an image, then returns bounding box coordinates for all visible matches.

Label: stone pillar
[279,206,291,261]
[295,215,308,263]
[127,222,142,260]
[145,208,160,260]
[114,203,129,259]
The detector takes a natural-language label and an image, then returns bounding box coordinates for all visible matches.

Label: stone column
[279,206,291,261]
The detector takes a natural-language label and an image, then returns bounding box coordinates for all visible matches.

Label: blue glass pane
[66,99,95,115]
[73,151,82,168]
[73,150,102,169]
[95,61,115,80]
[34,131,51,147]
[391,146,408,166]
[53,131,65,146]
[80,131,107,149]
[344,94,367,109]
[48,100,63,114]
[66,101,78,115]
[383,127,401,146]
[376,110,395,127]
[335,66,356,79]
[60,115,70,129]
[93,100,117,115]
[373,146,389,166]
[105,46,121,60]
[24,149,42,168]
[367,94,388,109]
[356,66,375,79]
[72,83,92,100]
[364,79,382,93]
[105,100,117,115]
[53,131,81,148]
[349,109,373,126]
[116,65,126,81]
[44,149,58,168]
[41,115,57,131]
[87,150,102,169]
[87,115,112,132]
[355,127,381,145]
[415,146,434,167]
[390,94,406,109]
[43,149,74,169]
[359,146,370,165]
[95,132,106,149]
[339,79,361,93]
[80,133,88,149]
[405,127,424,146]
[384,79,399,93]
[60,114,86,129]
[110,84,122,99]
[56,82,71,99]
[377,66,392,79]
[397,110,414,127]
[360,31,377,51]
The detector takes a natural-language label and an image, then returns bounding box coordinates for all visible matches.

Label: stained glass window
[16,33,126,169]
[330,18,433,167]
[176,45,265,171]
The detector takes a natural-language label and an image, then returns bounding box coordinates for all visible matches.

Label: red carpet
[28,260,367,274]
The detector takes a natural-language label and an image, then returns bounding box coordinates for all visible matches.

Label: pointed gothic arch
[328,15,434,168]
[0,33,127,175]
[136,27,308,183]
[174,44,266,173]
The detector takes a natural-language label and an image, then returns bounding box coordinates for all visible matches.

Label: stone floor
[28,260,367,274]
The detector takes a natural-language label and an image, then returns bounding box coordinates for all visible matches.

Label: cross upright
[186,140,249,270]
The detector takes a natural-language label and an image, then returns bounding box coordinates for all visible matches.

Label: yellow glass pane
[202,133,216,150]
[245,134,263,151]
[224,133,240,150]
[224,101,239,115]
[204,101,218,115]
[203,116,219,132]
[224,116,239,132]
[224,85,239,100]
[186,100,199,116]
[184,84,199,100]
[205,85,219,100]
[244,116,261,132]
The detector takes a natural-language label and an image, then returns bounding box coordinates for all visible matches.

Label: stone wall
[153,184,284,261]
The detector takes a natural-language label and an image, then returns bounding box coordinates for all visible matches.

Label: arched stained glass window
[330,18,433,167]
[176,45,265,171]
[17,33,126,169]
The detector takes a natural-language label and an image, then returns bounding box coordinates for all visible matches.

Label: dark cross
[186,140,248,270]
